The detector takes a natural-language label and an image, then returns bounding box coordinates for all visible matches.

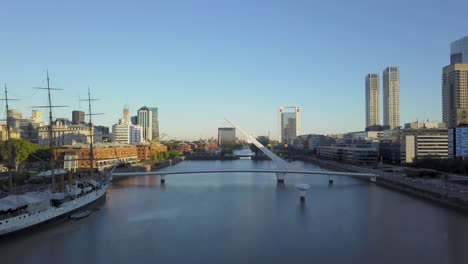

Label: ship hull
[0,184,108,238]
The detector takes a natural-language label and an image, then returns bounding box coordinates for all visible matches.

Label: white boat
[70,210,92,219]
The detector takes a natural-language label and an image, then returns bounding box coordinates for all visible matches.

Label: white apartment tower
[365,73,380,128]
[278,106,300,144]
[383,67,400,129]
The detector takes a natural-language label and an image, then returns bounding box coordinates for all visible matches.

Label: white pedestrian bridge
[111,169,378,183]
[112,169,377,178]
[111,118,378,184]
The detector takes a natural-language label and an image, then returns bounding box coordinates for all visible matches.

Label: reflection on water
[2,160,468,264]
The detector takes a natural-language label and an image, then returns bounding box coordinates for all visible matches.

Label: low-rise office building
[378,129,401,164]
[318,145,378,164]
[400,127,448,164]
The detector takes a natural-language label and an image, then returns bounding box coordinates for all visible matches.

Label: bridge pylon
[276,172,285,184]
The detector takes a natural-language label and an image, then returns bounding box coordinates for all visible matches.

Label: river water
[1,158,468,264]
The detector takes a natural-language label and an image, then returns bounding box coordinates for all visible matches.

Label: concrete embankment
[185,156,238,161]
[293,155,468,213]
[113,157,185,175]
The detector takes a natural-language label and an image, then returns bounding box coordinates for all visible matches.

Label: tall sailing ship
[0,74,113,236]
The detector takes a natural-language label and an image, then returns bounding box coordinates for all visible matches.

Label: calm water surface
[1,159,468,264]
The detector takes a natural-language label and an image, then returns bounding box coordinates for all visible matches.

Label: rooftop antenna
[0,84,20,192]
[80,87,103,178]
[32,71,68,192]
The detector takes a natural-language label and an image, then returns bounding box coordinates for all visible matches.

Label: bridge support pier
[275,172,285,184]
[160,175,166,184]
[300,191,306,202]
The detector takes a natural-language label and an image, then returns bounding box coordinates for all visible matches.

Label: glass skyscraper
[451,36,468,64]
[278,106,300,144]
[137,106,160,142]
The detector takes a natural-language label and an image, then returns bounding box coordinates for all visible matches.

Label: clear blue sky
[0,0,467,140]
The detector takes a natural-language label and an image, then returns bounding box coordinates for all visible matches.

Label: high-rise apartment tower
[383,67,400,129]
[365,73,380,128]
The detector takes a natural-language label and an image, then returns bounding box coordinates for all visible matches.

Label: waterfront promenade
[296,156,468,212]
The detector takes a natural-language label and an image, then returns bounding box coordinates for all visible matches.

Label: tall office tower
[451,35,468,64]
[122,105,130,125]
[148,107,159,142]
[137,106,151,141]
[278,106,300,144]
[131,116,138,125]
[442,64,468,128]
[365,73,380,128]
[31,110,43,123]
[383,67,400,129]
[446,36,468,158]
[72,110,85,125]
[137,106,159,142]
[218,127,236,146]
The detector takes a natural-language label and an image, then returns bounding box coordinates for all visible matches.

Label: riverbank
[293,155,468,213]
[185,155,271,161]
[113,157,184,174]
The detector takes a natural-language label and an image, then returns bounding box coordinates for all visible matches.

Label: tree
[167,150,182,158]
[149,152,159,162]
[0,139,40,171]
[28,147,52,163]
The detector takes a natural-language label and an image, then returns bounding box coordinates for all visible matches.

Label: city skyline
[0,1,467,140]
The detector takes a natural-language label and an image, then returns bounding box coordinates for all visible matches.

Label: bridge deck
[112,169,377,179]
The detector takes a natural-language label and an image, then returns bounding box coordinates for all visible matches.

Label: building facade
[72,110,85,125]
[0,125,20,141]
[149,107,159,142]
[218,127,236,146]
[131,116,138,125]
[383,67,400,130]
[112,121,143,144]
[442,64,468,128]
[38,121,102,147]
[318,146,378,164]
[448,127,468,158]
[400,127,448,164]
[379,129,401,164]
[137,106,159,142]
[31,110,43,123]
[279,106,300,144]
[55,143,140,172]
[365,73,380,128]
[122,105,130,125]
[451,35,468,64]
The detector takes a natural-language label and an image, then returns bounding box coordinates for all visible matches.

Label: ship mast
[1,84,19,193]
[33,71,67,192]
[81,87,101,178]
[46,73,55,191]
